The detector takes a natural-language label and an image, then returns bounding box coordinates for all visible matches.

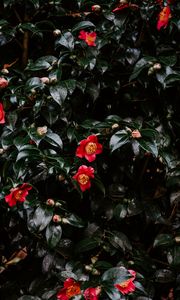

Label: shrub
[0,0,180,299]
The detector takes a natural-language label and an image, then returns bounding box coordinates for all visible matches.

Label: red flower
[84,287,101,300]
[115,270,136,295]
[0,77,8,88]
[57,278,81,300]
[76,135,103,162]
[79,30,97,47]
[5,183,32,207]
[157,6,171,30]
[73,165,94,192]
[112,4,129,12]
[0,103,5,124]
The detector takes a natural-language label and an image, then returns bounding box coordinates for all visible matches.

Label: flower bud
[46,198,55,206]
[119,0,128,3]
[92,5,101,13]
[53,214,62,223]
[49,76,57,84]
[175,236,180,243]
[40,77,50,84]
[0,77,8,88]
[111,123,119,130]
[1,68,9,75]
[36,126,48,136]
[91,268,100,275]
[53,29,61,37]
[0,148,5,154]
[85,265,93,271]
[91,255,99,264]
[148,66,154,76]
[153,63,162,71]
[57,174,65,181]
[131,129,141,139]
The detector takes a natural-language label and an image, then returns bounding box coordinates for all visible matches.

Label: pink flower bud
[0,77,8,88]
[131,129,141,139]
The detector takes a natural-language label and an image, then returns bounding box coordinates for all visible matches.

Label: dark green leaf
[46,224,62,248]
[153,234,174,248]
[72,21,95,32]
[110,130,129,152]
[33,207,53,231]
[75,238,99,253]
[50,83,67,105]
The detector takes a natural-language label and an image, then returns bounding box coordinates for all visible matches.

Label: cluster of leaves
[0,0,180,299]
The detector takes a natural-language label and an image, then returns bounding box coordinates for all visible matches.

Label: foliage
[0,0,180,299]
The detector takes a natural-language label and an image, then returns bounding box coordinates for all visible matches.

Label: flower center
[78,174,89,185]
[118,279,130,288]
[66,285,81,297]
[14,190,23,200]
[85,142,97,155]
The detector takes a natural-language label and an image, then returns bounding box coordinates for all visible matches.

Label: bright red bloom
[0,77,8,88]
[73,165,94,192]
[0,103,5,124]
[115,270,136,295]
[76,135,103,162]
[112,4,129,12]
[57,278,81,300]
[79,30,97,47]
[5,183,32,207]
[157,6,171,30]
[84,287,101,300]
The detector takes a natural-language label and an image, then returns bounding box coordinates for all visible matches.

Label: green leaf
[50,83,67,105]
[137,139,158,157]
[56,32,74,50]
[129,56,156,81]
[33,207,53,231]
[18,297,41,300]
[153,234,174,248]
[46,224,62,248]
[29,0,39,9]
[108,231,132,252]
[167,246,180,266]
[72,21,95,32]
[64,79,76,95]
[75,238,99,253]
[102,266,130,284]
[66,214,84,228]
[44,131,63,148]
[16,146,41,161]
[110,130,129,152]
[114,203,127,220]
[140,128,158,139]
[25,77,44,89]
[158,55,177,66]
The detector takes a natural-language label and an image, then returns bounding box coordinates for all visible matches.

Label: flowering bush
[0,0,180,299]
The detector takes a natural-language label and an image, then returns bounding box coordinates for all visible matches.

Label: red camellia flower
[0,77,9,88]
[115,270,136,295]
[157,6,171,30]
[0,103,5,124]
[76,135,103,162]
[112,4,129,12]
[57,278,81,300]
[79,30,97,46]
[5,183,32,207]
[84,287,101,300]
[73,165,94,192]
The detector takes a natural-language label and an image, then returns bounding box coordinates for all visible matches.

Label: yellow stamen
[78,174,89,185]
[85,142,97,155]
